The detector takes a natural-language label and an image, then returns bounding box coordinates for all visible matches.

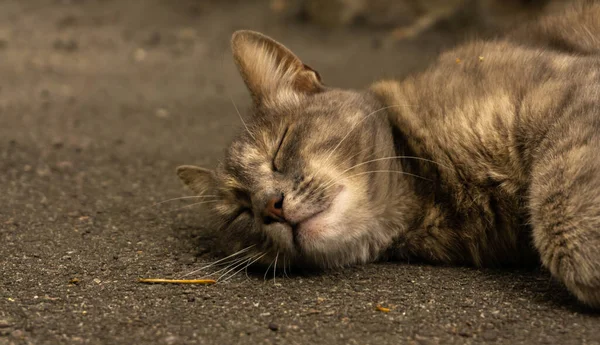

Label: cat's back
[510,0,600,56]
[369,1,600,265]
[373,0,600,185]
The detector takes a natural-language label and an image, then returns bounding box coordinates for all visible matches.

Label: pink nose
[264,194,285,222]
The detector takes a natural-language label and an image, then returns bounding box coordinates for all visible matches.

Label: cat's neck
[360,91,429,237]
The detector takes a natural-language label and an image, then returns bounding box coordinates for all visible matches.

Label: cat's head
[177,31,411,269]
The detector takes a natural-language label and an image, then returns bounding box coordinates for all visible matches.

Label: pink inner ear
[303,64,322,83]
[293,68,325,94]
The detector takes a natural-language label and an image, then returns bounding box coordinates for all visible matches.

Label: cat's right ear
[176,165,215,195]
[231,30,324,106]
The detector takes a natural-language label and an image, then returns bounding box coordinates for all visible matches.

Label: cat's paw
[564,280,600,309]
[542,245,600,308]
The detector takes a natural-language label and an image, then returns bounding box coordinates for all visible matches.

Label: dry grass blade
[376,305,391,313]
[138,278,216,285]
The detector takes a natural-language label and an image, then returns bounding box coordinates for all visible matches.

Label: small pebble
[133,48,147,62]
[56,15,78,29]
[482,330,498,341]
[11,329,24,338]
[155,108,169,118]
[144,31,161,47]
[56,161,73,170]
[268,322,279,331]
[53,38,78,52]
[458,329,472,337]
[164,335,178,345]
[52,140,64,149]
[177,28,196,41]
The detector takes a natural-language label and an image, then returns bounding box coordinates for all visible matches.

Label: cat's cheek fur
[296,186,379,266]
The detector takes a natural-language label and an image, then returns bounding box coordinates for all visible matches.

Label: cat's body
[177,1,600,307]
[377,33,600,268]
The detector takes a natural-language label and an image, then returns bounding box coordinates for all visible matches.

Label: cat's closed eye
[272,127,289,172]
[232,188,252,212]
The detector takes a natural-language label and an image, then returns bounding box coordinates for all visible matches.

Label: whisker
[169,200,220,213]
[320,146,389,188]
[133,195,218,214]
[263,259,275,281]
[179,245,255,278]
[323,170,432,192]
[205,256,252,278]
[320,104,414,170]
[343,155,451,174]
[319,145,378,182]
[245,252,267,280]
[283,254,289,279]
[187,256,249,279]
[219,251,264,282]
[230,95,256,142]
[220,255,261,283]
[273,251,279,285]
[322,155,448,190]
[216,256,254,282]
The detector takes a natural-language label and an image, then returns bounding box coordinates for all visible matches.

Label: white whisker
[230,95,256,142]
[320,146,389,188]
[321,104,414,169]
[170,200,220,213]
[283,254,289,279]
[319,145,379,182]
[244,252,267,279]
[264,258,275,281]
[133,195,218,214]
[322,155,447,189]
[273,251,279,285]
[323,169,431,192]
[220,258,257,283]
[219,252,266,282]
[216,256,254,281]
[179,245,255,278]
[205,256,251,278]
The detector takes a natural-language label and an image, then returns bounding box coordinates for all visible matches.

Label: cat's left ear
[231,30,324,105]
[176,165,215,195]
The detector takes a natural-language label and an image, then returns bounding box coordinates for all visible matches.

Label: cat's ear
[231,30,324,105]
[176,165,215,195]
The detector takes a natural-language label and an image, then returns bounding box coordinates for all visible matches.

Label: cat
[176,0,600,307]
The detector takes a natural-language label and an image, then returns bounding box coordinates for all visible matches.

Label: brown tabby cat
[176,0,600,307]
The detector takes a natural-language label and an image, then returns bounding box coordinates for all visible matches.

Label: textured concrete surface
[1,1,599,344]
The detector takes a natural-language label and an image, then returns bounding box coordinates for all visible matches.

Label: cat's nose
[263,194,285,224]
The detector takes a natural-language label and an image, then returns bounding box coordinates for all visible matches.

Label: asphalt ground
[1,1,599,344]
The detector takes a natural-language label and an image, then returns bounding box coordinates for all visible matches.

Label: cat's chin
[291,186,368,266]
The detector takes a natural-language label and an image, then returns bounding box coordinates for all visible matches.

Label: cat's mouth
[290,208,326,242]
[287,185,349,253]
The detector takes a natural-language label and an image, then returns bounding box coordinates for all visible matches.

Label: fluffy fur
[177,1,600,307]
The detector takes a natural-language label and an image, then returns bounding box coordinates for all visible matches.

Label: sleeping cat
[176,0,600,307]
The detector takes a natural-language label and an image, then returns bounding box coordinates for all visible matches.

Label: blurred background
[0,0,568,165]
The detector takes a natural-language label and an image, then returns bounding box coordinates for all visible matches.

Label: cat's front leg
[529,139,600,308]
